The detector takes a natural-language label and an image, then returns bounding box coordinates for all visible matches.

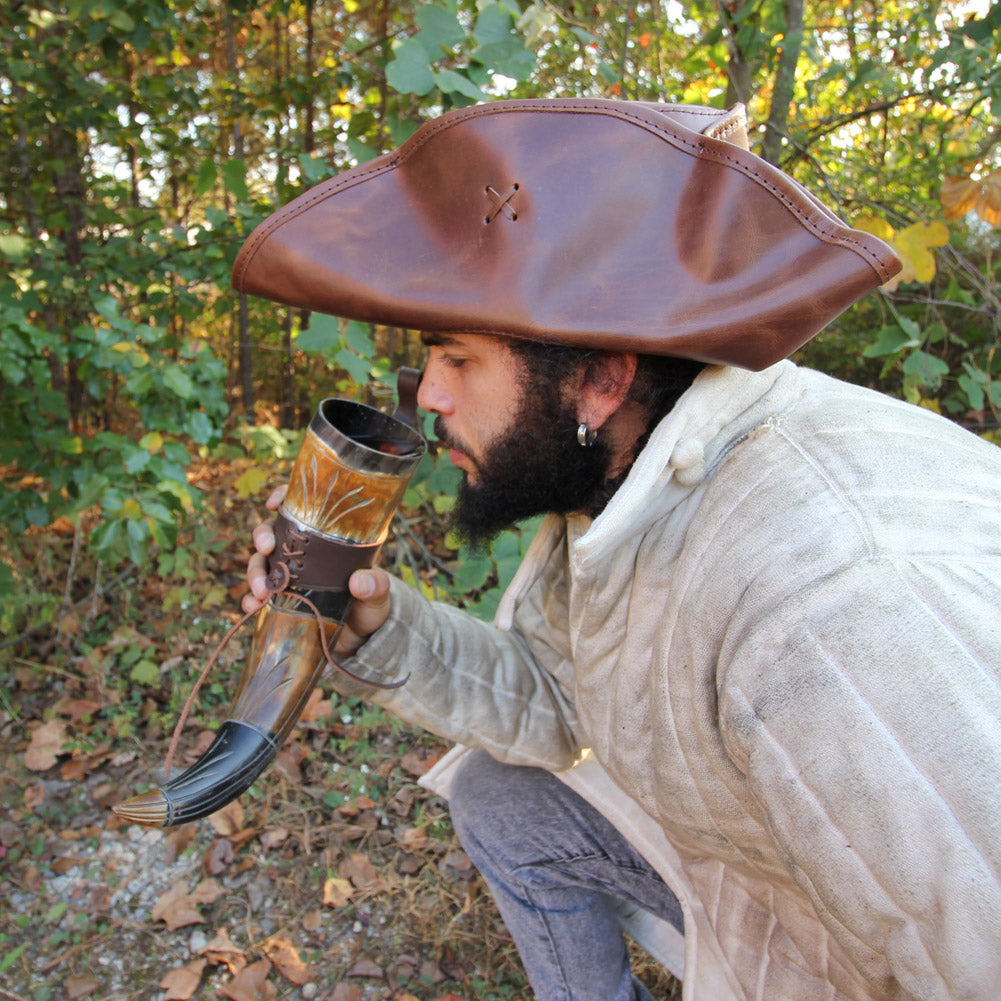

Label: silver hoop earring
[577,422,597,447]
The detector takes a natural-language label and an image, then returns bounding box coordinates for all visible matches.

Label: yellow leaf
[122,497,143,520]
[322,876,355,908]
[852,215,895,242]
[976,169,1001,227]
[234,467,271,500]
[141,430,165,453]
[940,175,980,220]
[894,220,949,284]
[263,937,311,985]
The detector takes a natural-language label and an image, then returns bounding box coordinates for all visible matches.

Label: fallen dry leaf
[218,958,277,1001]
[151,878,224,930]
[322,875,354,908]
[297,686,332,722]
[60,747,113,782]
[164,823,199,864]
[56,697,102,723]
[400,748,442,777]
[24,719,68,771]
[209,799,245,837]
[152,882,206,931]
[274,743,307,783]
[397,826,427,851]
[64,973,100,998]
[205,836,235,875]
[159,958,207,1000]
[336,794,375,818]
[347,956,383,979]
[263,936,311,984]
[327,985,362,1001]
[301,908,322,933]
[339,851,381,892]
[259,827,288,850]
[23,783,46,810]
[199,927,246,976]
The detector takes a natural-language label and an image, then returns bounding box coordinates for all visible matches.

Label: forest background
[1,2,999,1000]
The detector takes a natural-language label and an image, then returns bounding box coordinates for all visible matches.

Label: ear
[576,352,638,430]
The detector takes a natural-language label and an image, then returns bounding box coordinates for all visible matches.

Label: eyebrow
[420,332,462,347]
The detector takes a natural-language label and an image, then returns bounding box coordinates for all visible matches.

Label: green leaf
[343,319,375,356]
[195,157,217,197]
[862,325,916,358]
[298,153,329,183]
[0,234,30,260]
[386,37,436,96]
[902,350,949,387]
[347,138,380,164]
[221,159,249,200]
[335,347,372,384]
[163,364,195,400]
[297,313,340,353]
[415,4,465,57]
[0,942,27,974]
[185,410,214,445]
[0,560,14,596]
[123,447,150,474]
[435,69,487,100]
[108,9,135,31]
[474,3,515,45]
[130,658,159,685]
[957,374,985,411]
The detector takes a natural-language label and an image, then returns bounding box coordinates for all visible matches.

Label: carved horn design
[112,370,426,828]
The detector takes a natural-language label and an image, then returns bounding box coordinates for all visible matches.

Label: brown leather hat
[232,98,900,370]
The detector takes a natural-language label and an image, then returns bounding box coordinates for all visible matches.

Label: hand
[242,484,287,615]
[241,483,393,657]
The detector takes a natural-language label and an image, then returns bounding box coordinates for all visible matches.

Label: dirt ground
[0,459,680,1001]
[0,675,680,1001]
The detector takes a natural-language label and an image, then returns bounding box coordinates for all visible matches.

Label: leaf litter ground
[0,458,679,1001]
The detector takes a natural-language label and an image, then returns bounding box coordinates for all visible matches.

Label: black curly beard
[435,378,615,550]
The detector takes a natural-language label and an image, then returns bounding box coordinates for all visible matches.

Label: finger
[252,518,276,556]
[241,591,265,616]
[247,551,271,602]
[266,484,288,511]
[334,569,393,658]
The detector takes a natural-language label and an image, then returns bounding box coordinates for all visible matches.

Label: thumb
[335,568,393,658]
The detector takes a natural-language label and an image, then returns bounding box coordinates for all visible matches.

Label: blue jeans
[450,750,684,1001]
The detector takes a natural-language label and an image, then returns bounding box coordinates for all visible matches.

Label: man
[235,99,1001,1001]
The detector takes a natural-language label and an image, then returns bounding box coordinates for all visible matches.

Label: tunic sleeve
[332,564,583,771]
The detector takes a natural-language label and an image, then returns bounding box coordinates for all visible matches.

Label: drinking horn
[112,369,426,828]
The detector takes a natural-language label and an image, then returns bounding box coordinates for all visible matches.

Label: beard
[435,377,616,550]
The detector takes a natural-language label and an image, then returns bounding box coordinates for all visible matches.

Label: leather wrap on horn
[112,372,426,828]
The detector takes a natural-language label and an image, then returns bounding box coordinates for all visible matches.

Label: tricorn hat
[232,99,900,371]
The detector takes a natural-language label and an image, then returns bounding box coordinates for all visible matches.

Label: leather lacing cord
[162,531,405,782]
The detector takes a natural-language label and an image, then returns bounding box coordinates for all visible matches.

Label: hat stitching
[235,99,897,293]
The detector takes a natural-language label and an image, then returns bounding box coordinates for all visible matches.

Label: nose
[416,358,453,416]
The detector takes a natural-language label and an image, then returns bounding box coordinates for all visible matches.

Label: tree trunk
[761,0,805,165]
[226,4,254,416]
[719,0,757,109]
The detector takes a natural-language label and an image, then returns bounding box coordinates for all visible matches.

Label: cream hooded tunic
[339,361,1001,1001]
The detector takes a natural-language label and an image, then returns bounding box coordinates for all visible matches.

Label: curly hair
[507,338,705,437]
